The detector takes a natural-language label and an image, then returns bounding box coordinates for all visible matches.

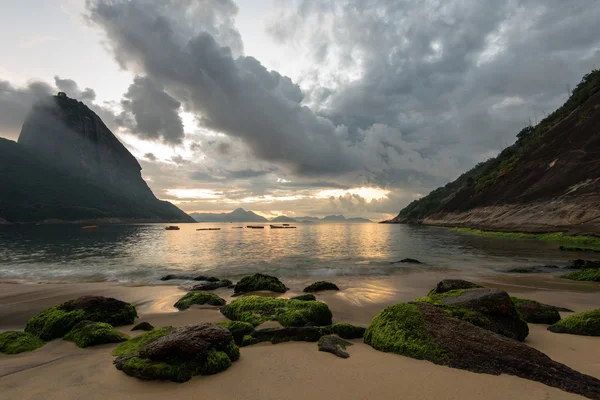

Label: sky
[1,0,600,221]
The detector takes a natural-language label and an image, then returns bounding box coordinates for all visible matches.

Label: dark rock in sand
[233,273,288,294]
[569,259,600,269]
[249,326,332,344]
[318,335,353,358]
[64,320,128,348]
[506,265,559,273]
[25,296,137,341]
[132,322,154,331]
[365,302,600,399]
[428,279,483,295]
[548,309,600,336]
[290,294,317,301]
[436,288,529,341]
[161,274,220,282]
[189,279,233,291]
[391,258,423,264]
[331,322,366,339]
[511,297,562,324]
[303,281,340,292]
[114,323,239,382]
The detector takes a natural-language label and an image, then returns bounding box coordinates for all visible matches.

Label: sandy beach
[1,271,599,400]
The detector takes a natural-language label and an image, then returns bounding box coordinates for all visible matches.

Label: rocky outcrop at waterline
[387,70,600,234]
[0,93,194,223]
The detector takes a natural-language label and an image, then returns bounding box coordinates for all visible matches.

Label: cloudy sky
[2,0,600,221]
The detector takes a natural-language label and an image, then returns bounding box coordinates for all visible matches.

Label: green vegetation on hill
[395,69,600,222]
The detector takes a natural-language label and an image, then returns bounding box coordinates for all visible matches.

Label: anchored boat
[165,226,180,230]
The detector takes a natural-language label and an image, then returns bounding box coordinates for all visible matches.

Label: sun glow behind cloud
[314,187,390,202]
[166,189,223,199]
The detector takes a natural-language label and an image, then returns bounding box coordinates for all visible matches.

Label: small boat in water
[165,226,180,230]
[282,224,290,226]
[246,225,265,229]
[270,225,284,229]
[232,227,244,229]
[82,225,98,230]
[196,228,221,231]
[284,226,297,229]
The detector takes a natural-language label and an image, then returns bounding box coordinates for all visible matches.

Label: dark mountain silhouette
[190,208,268,223]
[0,93,193,224]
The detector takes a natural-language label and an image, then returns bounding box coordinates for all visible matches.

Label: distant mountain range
[189,209,371,223]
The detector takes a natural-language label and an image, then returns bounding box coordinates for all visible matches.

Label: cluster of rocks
[4,272,600,397]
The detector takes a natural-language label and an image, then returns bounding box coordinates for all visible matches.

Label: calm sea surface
[0,223,585,283]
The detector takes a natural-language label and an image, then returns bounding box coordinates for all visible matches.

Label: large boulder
[364,302,600,399]
[173,292,226,310]
[0,331,45,355]
[548,309,600,336]
[64,321,128,348]
[290,294,316,301]
[189,280,233,291]
[131,322,154,331]
[511,298,562,324]
[428,279,482,295]
[221,296,332,327]
[318,335,353,358]
[419,288,529,341]
[25,296,137,341]
[303,281,340,292]
[233,273,287,294]
[113,323,239,382]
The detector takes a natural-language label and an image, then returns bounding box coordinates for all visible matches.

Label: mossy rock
[364,301,600,399]
[247,326,330,345]
[0,331,45,354]
[221,295,332,327]
[303,281,340,293]
[561,268,600,282]
[174,292,226,310]
[318,335,353,358]
[190,279,233,291]
[570,259,600,269]
[331,322,366,339]
[113,323,239,382]
[427,279,483,296]
[233,273,287,293]
[290,294,316,301]
[25,296,137,341]
[113,327,175,357]
[511,297,561,324]
[548,309,600,336]
[216,321,255,345]
[416,288,528,341]
[64,321,129,348]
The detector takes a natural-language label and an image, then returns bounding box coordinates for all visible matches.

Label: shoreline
[1,270,599,399]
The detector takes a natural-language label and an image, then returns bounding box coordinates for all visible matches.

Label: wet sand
[1,271,599,400]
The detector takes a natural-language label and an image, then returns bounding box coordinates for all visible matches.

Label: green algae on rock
[216,321,255,345]
[113,327,175,357]
[25,296,137,341]
[131,322,154,331]
[365,301,600,399]
[174,292,226,310]
[64,321,129,348]
[331,322,366,339]
[416,287,529,341]
[548,309,600,336]
[303,281,340,292]
[511,297,561,324]
[290,294,317,301]
[561,268,600,282]
[0,331,45,355]
[221,295,332,327]
[233,273,287,294]
[113,323,239,382]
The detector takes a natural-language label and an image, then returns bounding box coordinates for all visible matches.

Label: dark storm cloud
[0,80,53,140]
[54,76,97,102]
[116,76,185,145]
[85,0,600,214]
[86,0,359,176]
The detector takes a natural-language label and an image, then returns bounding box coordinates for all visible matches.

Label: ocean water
[0,223,582,283]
